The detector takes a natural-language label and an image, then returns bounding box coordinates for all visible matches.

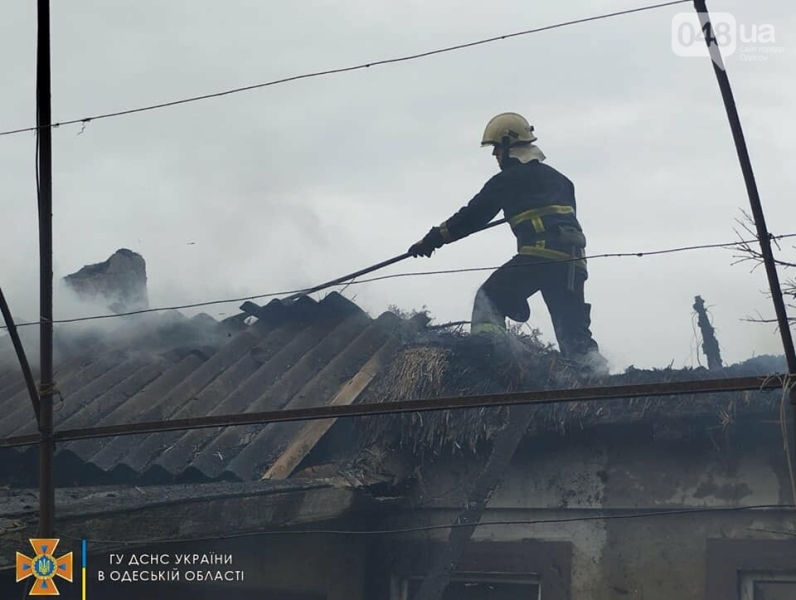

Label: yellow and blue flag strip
[82,539,87,600]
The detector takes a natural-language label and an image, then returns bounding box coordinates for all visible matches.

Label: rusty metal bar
[0,375,783,448]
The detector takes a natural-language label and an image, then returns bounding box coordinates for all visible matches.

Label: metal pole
[692,1,796,372]
[692,0,796,503]
[280,218,508,302]
[281,253,413,303]
[0,287,40,422]
[36,0,55,538]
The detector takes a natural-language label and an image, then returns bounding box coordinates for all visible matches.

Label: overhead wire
[0,0,690,138]
[0,0,788,568]
[51,504,795,547]
[353,234,796,286]
[1,232,794,331]
[0,0,772,335]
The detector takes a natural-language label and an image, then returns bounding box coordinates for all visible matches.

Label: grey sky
[1,0,794,373]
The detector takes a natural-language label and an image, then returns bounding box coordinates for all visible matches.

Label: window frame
[740,571,796,600]
[396,571,542,600]
[707,539,796,600]
[381,540,572,600]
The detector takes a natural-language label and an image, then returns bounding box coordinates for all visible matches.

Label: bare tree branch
[732,210,796,327]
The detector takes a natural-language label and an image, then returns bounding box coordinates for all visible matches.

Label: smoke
[733,353,787,374]
[0,271,230,377]
[0,279,120,372]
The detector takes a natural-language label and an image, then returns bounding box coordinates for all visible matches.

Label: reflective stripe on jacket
[439,160,588,270]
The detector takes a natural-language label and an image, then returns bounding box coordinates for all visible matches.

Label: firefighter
[408,112,608,375]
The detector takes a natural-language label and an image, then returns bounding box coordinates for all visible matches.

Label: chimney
[63,249,149,314]
[693,295,723,371]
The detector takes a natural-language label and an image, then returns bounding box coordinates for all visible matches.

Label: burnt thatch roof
[352,328,786,457]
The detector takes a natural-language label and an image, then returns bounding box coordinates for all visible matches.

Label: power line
[0,0,690,139]
[50,504,794,547]
[1,231,793,331]
[356,233,796,286]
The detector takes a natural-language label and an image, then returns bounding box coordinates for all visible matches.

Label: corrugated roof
[0,293,420,486]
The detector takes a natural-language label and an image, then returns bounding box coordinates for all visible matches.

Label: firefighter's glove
[408,227,444,258]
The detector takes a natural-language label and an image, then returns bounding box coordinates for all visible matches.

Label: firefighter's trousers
[470,254,601,361]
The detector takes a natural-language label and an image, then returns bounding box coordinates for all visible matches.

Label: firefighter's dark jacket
[439,159,588,271]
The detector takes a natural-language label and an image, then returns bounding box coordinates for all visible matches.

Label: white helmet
[481,112,537,147]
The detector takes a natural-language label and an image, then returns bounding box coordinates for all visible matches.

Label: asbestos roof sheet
[0,293,417,486]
